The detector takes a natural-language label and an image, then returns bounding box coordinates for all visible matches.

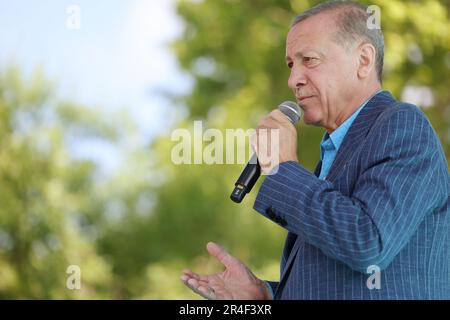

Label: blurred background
[0,0,449,299]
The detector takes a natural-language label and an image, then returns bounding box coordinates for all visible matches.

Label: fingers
[251,128,274,155]
[258,110,290,128]
[181,275,216,300]
[206,242,236,269]
[181,269,210,286]
[182,269,198,279]
[251,129,272,156]
[269,109,291,124]
[181,275,209,288]
[196,285,216,300]
[182,269,209,282]
[189,279,216,300]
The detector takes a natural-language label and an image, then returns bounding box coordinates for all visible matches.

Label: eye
[287,62,293,69]
[303,57,319,66]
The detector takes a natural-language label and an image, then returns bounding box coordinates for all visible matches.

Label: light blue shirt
[319,91,382,180]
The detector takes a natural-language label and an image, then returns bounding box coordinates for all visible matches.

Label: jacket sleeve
[253,106,449,273]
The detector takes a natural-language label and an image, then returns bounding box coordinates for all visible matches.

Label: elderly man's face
[286,13,359,130]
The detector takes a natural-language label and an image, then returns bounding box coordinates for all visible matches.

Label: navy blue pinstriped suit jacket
[253,91,450,299]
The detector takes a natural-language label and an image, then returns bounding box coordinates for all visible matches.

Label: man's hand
[251,109,298,174]
[181,242,272,300]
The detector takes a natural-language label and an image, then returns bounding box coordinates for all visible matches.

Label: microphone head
[278,101,302,125]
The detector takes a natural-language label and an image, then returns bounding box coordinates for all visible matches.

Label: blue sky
[0,0,192,173]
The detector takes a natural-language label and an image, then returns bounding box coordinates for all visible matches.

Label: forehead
[286,12,338,55]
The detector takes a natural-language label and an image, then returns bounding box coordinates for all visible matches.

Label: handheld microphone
[230,101,302,203]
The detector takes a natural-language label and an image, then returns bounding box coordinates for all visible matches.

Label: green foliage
[0,67,114,298]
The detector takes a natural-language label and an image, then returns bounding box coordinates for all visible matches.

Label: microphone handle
[230,153,261,203]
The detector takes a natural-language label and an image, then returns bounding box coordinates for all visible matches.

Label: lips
[296,96,313,103]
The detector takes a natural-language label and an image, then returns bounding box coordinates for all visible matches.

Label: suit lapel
[314,160,322,177]
[325,91,396,182]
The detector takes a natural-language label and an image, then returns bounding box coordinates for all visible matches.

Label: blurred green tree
[0,67,116,298]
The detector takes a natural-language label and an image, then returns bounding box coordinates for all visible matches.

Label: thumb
[207,242,236,269]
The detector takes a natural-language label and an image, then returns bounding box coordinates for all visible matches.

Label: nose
[288,65,307,91]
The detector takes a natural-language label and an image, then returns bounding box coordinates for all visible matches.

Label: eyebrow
[285,50,325,63]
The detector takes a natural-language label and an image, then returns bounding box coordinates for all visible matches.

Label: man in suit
[181,0,450,299]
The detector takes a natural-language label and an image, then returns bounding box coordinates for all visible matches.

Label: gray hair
[291,0,384,82]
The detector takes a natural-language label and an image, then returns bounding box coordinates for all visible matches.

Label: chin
[303,113,322,127]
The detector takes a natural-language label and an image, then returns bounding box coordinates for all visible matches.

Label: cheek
[317,71,343,104]
[309,69,334,97]
[335,59,358,85]
[302,76,327,116]
[302,103,324,124]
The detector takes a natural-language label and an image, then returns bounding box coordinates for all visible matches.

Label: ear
[357,42,376,79]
